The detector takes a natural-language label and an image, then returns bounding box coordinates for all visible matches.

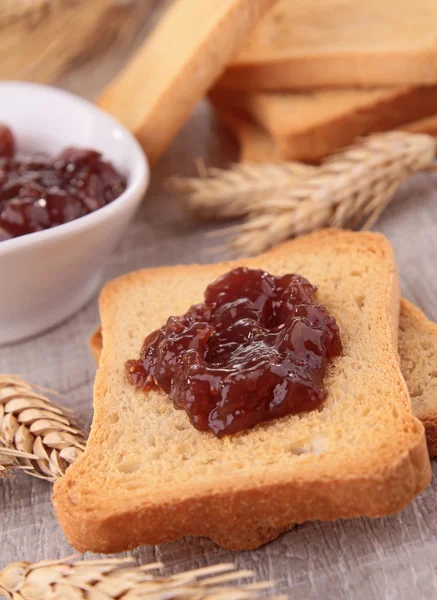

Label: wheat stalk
[0,0,155,84]
[0,556,286,600]
[172,131,437,256]
[0,375,87,482]
[0,1,50,26]
[167,162,316,219]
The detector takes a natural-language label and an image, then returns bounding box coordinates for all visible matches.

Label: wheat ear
[234,132,437,255]
[0,0,155,84]
[0,375,87,482]
[0,556,287,600]
[167,162,316,219]
[172,131,437,256]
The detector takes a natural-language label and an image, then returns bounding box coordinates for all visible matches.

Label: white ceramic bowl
[0,82,148,345]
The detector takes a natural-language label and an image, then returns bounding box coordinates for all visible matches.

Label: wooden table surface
[2,8,437,599]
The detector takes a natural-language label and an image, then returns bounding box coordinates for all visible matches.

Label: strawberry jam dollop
[126,267,342,438]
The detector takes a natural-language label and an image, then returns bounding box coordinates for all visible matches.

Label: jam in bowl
[0,124,126,241]
[0,81,147,345]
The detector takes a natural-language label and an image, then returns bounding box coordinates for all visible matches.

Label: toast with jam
[53,229,431,553]
[89,297,437,459]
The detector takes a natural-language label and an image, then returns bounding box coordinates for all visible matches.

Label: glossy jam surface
[126,268,342,438]
[0,124,126,241]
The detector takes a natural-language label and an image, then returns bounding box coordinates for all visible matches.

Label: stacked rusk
[210,0,437,162]
[53,230,435,552]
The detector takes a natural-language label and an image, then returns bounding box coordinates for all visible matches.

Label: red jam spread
[126,267,342,438]
[0,123,126,241]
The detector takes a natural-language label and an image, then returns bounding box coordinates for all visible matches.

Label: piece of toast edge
[216,50,437,93]
[399,299,437,457]
[209,99,437,164]
[53,230,431,553]
[215,0,437,91]
[404,113,437,136]
[89,297,437,460]
[209,100,281,162]
[97,0,278,165]
[209,87,437,163]
[87,295,437,552]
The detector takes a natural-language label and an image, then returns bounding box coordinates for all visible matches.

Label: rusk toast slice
[97,0,277,165]
[399,300,437,457]
[209,86,437,162]
[89,298,437,459]
[53,230,431,553]
[217,0,437,90]
[210,99,437,163]
[209,100,281,162]
[404,113,437,137]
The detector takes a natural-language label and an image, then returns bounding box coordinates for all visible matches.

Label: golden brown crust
[423,421,437,457]
[217,0,437,91]
[97,0,277,165]
[275,87,437,163]
[55,433,429,553]
[89,328,102,365]
[209,97,282,163]
[398,299,437,457]
[54,230,431,553]
[210,86,437,163]
[217,50,437,91]
[404,113,437,136]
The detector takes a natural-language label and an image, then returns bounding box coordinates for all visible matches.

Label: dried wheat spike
[168,162,316,219]
[173,131,436,256]
[0,375,88,482]
[0,556,287,600]
[232,132,437,255]
[0,0,155,84]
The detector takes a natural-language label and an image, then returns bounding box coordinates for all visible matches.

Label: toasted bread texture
[211,99,437,163]
[97,0,277,165]
[89,297,437,459]
[211,101,281,162]
[210,85,437,162]
[217,0,437,90]
[399,300,437,457]
[210,101,281,162]
[404,113,437,136]
[53,230,431,553]
[89,328,103,366]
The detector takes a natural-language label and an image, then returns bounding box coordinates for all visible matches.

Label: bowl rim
[0,81,149,257]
